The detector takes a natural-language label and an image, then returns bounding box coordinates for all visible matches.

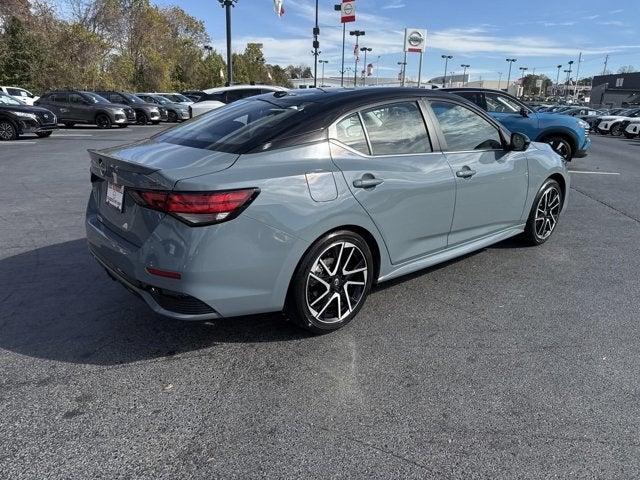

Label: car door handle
[353,175,384,189]
[456,167,477,179]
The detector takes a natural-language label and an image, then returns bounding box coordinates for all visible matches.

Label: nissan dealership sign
[404,28,427,53]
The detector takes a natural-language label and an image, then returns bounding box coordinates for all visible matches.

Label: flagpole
[341,23,346,87]
[417,52,423,88]
[313,0,319,88]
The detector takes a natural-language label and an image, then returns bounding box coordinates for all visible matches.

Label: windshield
[155,97,314,153]
[122,93,145,104]
[0,94,24,106]
[162,93,190,103]
[83,92,110,104]
[151,95,170,105]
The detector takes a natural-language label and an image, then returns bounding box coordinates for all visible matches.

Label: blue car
[444,88,591,160]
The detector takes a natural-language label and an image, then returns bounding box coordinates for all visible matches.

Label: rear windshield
[155,97,317,153]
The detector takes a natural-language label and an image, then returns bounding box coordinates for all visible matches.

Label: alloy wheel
[534,185,561,240]
[548,138,570,160]
[0,121,16,140]
[305,241,368,324]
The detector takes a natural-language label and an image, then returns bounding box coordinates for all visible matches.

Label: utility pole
[319,59,328,86]
[360,47,372,86]
[497,72,502,90]
[441,55,453,87]
[555,64,562,97]
[574,52,582,100]
[602,54,609,75]
[312,0,320,87]
[417,52,424,88]
[349,30,365,87]
[218,0,237,86]
[376,55,381,85]
[461,64,470,86]
[565,60,574,99]
[505,58,517,93]
[397,60,407,87]
[334,4,345,87]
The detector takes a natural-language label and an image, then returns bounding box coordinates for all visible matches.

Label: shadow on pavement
[0,239,307,366]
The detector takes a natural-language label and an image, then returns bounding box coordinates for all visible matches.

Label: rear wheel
[117,124,128,128]
[151,120,160,125]
[36,131,53,138]
[522,179,563,246]
[286,230,373,334]
[96,114,112,129]
[0,120,17,140]
[545,135,573,161]
[610,123,623,137]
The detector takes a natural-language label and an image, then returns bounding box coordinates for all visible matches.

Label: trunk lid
[88,140,239,246]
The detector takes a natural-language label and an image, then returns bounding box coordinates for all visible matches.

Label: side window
[360,102,431,155]
[204,93,225,103]
[7,88,22,96]
[430,101,503,151]
[69,93,84,104]
[225,90,246,103]
[109,93,124,103]
[485,93,521,113]
[333,114,370,155]
[455,91,485,110]
[52,93,67,103]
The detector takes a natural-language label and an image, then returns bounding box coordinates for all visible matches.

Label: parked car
[35,90,136,128]
[0,91,57,140]
[190,85,288,117]
[0,86,39,106]
[154,92,193,105]
[594,108,640,136]
[181,90,205,102]
[623,120,640,138]
[443,88,590,160]
[136,93,190,122]
[86,88,568,333]
[94,91,164,125]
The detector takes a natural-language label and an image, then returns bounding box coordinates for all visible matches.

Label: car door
[428,99,528,246]
[52,93,70,119]
[329,100,456,264]
[483,91,540,140]
[68,93,91,121]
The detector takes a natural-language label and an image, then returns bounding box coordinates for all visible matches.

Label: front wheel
[545,136,573,161]
[136,112,148,125]
[0,120,18,141]
[36,131,53,138]
[96,114,112,129]
[286,231,373,333]
[167,110,178,123]
[610,123,623,137]
[522,179,563,246]
[624,131,635,139]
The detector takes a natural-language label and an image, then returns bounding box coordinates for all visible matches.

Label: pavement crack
[571,186,640,224]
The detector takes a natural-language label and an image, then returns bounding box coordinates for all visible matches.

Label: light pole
[497,72,502,90]
[441,55,453,87]
[218,0,237,86]
[319,59,328,87]
[360,47,372,86]
[334,4,345,87]
[565,60,574,99]
[461,64,470,85]
[519,67,528,98]
[555,64,562,97]
[311,0,320,87]
[397,61,407,87]
[350,30,365,87]
[505,58,517,92]
[376,55,381,85]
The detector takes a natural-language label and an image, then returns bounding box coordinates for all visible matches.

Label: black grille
[149,288,216,315]
[37,111,56,125]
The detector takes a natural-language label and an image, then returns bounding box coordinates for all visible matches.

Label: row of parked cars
[0,84,291,141]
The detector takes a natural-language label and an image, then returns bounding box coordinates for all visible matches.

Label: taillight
[130,188,259,226]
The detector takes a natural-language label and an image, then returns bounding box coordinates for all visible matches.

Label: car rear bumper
[85,204,307,320]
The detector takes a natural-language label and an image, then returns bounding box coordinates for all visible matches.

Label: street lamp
[218,0,237,86]
[319,59,329,87]
[441,55,453,87]
[334,4,345,87]
[349,30,365,87]
[555,64,562,97]
[397,61,407,87]
[461,64,470,85]
[312,0,320,87]
[360,47,372,86]
[505,58,517,91]
[565,60,574,99]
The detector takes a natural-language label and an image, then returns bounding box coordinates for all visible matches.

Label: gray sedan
[86,88,568,333]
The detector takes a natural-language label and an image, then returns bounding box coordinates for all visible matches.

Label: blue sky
[154,0,639,81]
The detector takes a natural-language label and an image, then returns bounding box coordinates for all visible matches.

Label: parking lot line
[0,141,37,145]
[52,134,94,137]
[569,170,620,175]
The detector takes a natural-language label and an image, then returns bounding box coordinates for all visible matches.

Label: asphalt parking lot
[1,127,640,479]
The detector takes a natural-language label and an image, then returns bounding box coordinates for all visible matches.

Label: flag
[267,70,273,81]
[273,0,284,16]
[220,67,225,79]
[367,63,373,76]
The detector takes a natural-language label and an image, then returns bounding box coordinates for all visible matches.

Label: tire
[117,124,128,128]
[522,179,563,246]
[63,122,75,128]
[167,110,178,123]
[610,123,623,137]
[286,230,374,334]
[36,131,53,138]
[151,120,160,125]
[624,132,635,139]
[96,114,112,129]
[544,135,573,161]
[136,111,148,125]
[0,120,18,141]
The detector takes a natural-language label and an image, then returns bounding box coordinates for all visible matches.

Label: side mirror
[510,132,530,151]
[519,106,529,118]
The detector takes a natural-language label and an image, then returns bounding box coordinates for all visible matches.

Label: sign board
[404,28,427,53]
[535,79,543,88]
[341,0,355,23]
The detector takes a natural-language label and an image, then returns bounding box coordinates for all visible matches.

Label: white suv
[190,85,288,117]
[0,86,39,106]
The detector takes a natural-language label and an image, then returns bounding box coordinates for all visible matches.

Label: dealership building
[589,72,640,108]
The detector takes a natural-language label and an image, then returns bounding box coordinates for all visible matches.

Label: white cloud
[381,0,406,10]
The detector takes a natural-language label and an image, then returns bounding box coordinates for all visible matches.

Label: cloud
[599,21,625,26]
[542,21,576,27]
[582,14,600,20]
[381,0,406,9]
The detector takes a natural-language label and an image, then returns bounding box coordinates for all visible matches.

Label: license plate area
[106,182,124,211]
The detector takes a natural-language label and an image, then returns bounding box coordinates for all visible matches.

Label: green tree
[0,16,41,87]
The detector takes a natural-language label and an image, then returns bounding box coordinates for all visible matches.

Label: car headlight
[113,108,125,115]
[150,107,159,113]
[578,120,589,129]
[11,111,37,120]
